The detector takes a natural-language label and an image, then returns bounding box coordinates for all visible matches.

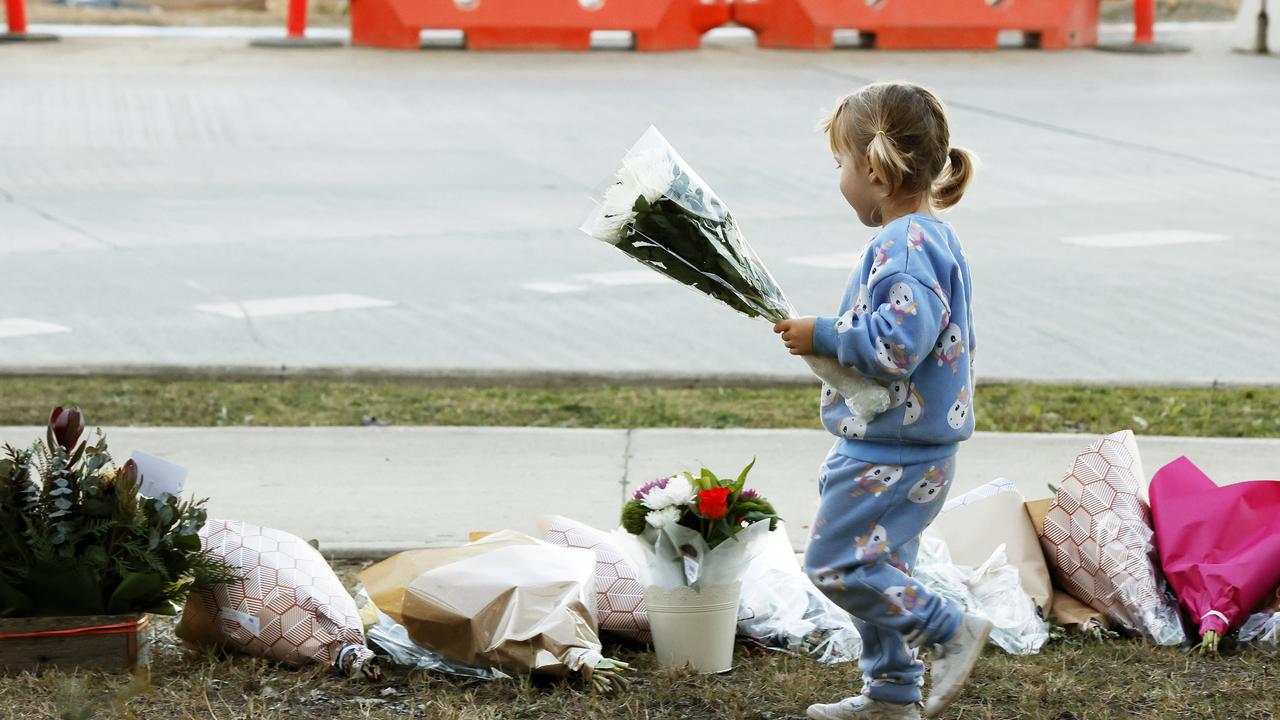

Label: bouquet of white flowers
[581,126,891,422]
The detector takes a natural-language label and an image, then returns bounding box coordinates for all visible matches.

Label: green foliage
[0,407,236,618]
[620,499,648,535]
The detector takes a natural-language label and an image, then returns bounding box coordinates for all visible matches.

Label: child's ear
[865,158,885,187]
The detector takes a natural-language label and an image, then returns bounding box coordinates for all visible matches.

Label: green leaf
[82,545,108,568]
[733,457,756,496]
[107,572,166,614]
[698,467,718,491]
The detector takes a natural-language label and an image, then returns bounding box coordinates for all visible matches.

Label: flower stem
[1196,631,1220,655]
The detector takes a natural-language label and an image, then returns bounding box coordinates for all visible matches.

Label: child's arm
[808,271,946,381]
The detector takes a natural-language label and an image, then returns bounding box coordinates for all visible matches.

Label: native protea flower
[48,406,85,453]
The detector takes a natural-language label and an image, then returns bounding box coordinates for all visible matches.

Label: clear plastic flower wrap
[1240,612,1280,650]
[914,530,1050,655]
[736,522,862,664]
[582,126,891,422]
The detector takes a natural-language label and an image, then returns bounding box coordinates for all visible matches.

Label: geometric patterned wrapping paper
[179,520,376,676]
[1038,431,1186,645]
[542,516,651,643]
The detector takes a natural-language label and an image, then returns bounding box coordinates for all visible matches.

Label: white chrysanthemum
[584,205,635,244]
[641,474,695,511]
[622,146,675,205]
[645,506,682,530]
[586,147,675,244]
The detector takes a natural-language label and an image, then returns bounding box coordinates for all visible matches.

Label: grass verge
[1,562,1276,720]
[0,376,1276,438]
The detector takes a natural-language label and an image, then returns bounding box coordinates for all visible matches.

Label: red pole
[285,0,307,38]
[5,0,29,34]
[248,0,338,48]
[1133,0,1155,45]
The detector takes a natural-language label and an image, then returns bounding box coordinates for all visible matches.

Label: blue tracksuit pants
[805,449,964,705]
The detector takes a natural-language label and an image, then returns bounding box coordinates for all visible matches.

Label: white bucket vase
[643,582,741,674]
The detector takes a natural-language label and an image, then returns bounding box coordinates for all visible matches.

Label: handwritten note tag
[130,450,189,498]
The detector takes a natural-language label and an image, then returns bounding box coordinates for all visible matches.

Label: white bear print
[834,308,856,334]
[812,567,845,590]
[934,322,965,372]
[839,416,867,440]
[853,464,904,497]
[903,387,925,425]
[875,337,911,374]
[821,383,839,407]
[948,387,972,430]
[907,469,946,504]
[887,379,909,409]
[884,584,923,616]
[888,282,917,322]
[855,523,891,561]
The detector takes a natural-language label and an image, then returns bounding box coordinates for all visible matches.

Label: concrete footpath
[1,426,1277,556]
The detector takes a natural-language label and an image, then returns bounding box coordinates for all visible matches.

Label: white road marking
[197,294,395,319]
[787,253,860,269]
[1061,230,1229,249]
[522,282,589,294]
[0,318,71,339]
[574,271,669,287]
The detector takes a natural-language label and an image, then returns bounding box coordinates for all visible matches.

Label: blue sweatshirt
[812,213,976,466]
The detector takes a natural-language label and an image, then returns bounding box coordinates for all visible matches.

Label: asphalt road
[1,25,1276,384]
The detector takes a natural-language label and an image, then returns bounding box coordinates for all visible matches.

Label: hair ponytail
[866,129,910,196]
[931,146,975,210]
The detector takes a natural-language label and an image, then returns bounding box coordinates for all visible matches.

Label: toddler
[773,82,990,720]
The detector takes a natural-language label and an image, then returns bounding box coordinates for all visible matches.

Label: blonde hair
[821,82,975,210]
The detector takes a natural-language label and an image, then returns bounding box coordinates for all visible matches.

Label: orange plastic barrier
[351,0,731,51]
[733,0,1099,50]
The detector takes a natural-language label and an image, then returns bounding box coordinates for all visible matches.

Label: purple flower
[741,489,759,500]
[634,477,670,500]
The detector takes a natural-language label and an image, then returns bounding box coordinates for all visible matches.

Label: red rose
[698,488,732,520]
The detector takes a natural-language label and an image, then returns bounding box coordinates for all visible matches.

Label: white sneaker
[807,695,922,720]
[923,613,993,719]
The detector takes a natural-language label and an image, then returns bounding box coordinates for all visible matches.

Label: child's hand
[772,317,817,356]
